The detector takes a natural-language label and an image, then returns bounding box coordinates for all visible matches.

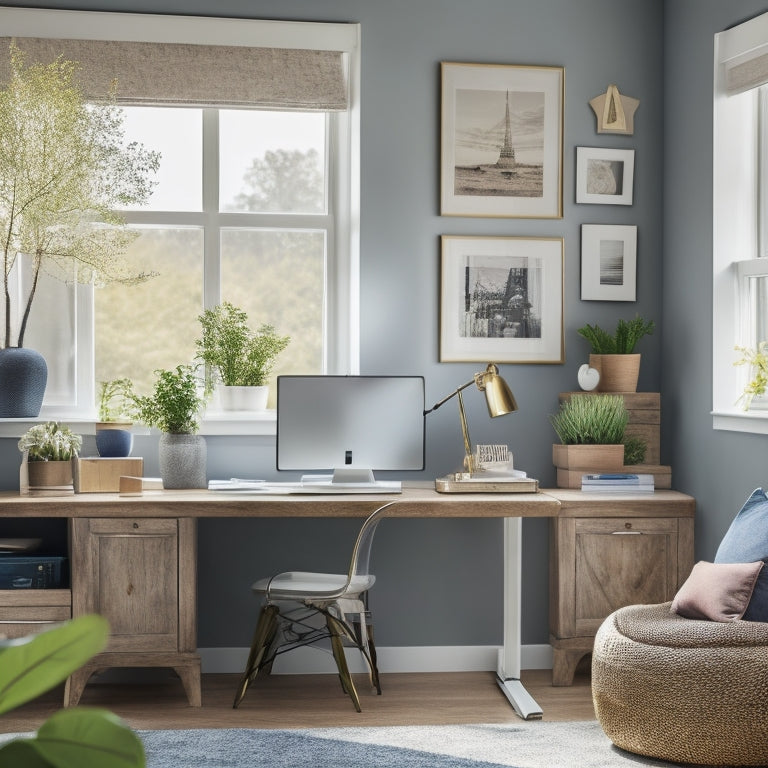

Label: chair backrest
[348,500,398,581]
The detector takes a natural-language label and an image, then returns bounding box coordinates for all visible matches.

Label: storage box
[0,555,67,589]
[74,457,144,493]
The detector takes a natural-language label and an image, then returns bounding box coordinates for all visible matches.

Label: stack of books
[581,473,655,493]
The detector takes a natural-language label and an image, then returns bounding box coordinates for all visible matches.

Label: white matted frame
[576,147,634,205]
[580,224,637,301]
[440,62,563,219]
[440,235,564,363]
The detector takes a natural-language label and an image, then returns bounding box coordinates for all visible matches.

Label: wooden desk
[0,485,559,719]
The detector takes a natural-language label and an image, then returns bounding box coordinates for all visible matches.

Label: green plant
[196,302,290,390]
[18,421,82,461]
[623,435,647,465]
[97,378,136,422]
[0,42,160,349]
[577,315,655,354]
[132,365,204,434]
[734,341,768,410]
[0,614,144,766]
[550,394,629,445]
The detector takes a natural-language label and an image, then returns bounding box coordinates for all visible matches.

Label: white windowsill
[712,408,768,434]
[0,410,277,439]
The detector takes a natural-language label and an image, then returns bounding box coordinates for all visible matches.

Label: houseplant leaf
[17,707,144,768]
[0,614,108,715]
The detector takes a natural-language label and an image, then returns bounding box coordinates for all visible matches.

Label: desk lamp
[424,363,518,474]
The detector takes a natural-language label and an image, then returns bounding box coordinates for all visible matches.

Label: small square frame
[580,224,637,301]
[576,147,634,205]
[440,235,564,363]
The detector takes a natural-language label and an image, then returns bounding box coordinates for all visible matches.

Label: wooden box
[74,457,144,493]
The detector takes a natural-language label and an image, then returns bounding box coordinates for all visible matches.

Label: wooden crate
[74,457,144,493]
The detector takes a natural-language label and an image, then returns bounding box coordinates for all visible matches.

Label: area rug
[139,722,680,768]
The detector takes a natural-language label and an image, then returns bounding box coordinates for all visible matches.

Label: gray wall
[664,1,768,562]
[0,0,667,649]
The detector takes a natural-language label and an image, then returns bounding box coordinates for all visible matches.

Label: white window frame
[0,8,360,437]
[713,11,768,434]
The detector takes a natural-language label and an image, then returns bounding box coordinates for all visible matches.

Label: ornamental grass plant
[550,394,629,445]
[577,315,655,354]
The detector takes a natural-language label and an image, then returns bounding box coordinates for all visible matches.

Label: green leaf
[0,738,53,767]
[32,707,145,768]
[0,615,109,715]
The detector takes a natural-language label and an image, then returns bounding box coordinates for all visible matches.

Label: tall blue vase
[0,347,47,417]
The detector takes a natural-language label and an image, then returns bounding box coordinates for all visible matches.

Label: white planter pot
[217,385,268,411]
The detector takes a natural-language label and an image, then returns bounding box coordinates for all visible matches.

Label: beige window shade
[726,51,768,95]
[0,36,348,110]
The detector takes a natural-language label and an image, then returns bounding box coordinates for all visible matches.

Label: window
[713,11,768,434]
[0,8,360,433]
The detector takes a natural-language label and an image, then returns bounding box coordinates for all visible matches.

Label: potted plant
[95,378,136,457]
[0,614,144,766]
[550,394,629,487]
[577,315,655,393]
[0,42,159,417]
[734,342,768,410]
[195,302,290,411]
[132,365,206,489]
[18,421,83,493]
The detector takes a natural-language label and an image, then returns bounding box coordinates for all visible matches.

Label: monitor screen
[276,375,425,478]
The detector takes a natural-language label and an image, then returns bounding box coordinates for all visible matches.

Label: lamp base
[434,474,539,493]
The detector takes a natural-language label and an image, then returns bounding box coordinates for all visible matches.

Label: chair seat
[252,571,375,599]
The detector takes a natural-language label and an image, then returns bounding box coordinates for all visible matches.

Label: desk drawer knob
[133,522,139,529]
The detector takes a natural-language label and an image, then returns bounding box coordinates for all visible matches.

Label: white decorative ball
[577,363,600,391]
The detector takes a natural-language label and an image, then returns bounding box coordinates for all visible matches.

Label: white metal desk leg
[496,516,543,720]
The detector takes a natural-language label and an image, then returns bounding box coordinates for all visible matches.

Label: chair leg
[326,613,362,712]
[233,603,280,708]
[353,615,381,695]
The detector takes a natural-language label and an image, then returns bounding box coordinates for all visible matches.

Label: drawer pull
[612,531,642,535]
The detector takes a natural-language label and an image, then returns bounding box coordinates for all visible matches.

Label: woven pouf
[592,602,768,766]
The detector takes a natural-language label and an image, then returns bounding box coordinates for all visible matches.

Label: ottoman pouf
[592,602,768,766]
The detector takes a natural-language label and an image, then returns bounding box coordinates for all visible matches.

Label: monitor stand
[299,467,402,493]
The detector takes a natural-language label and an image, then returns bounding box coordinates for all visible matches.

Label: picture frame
[440,62,564,219]
[576,147,635,205]
[440,235,564,363]
[580,224,637,301]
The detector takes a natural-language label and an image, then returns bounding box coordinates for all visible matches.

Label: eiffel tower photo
[495,91,516,171]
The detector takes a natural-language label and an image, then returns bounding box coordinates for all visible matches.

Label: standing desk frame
[0,484,560,719]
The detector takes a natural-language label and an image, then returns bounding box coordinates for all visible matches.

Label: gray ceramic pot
[158,433,207,489]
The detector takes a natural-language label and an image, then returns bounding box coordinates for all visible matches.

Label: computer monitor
[276,375,425,487]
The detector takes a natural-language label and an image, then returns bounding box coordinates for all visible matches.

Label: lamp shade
[477,363,518,418]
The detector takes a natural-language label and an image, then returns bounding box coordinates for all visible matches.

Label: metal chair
[233,500,396,711]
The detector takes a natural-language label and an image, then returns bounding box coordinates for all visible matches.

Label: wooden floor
[1,669,596,734]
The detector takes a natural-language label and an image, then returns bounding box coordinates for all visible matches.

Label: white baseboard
[199,644,553,675]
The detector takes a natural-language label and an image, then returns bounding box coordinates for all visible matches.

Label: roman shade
[717,11,768,96]
[0,36,348,111]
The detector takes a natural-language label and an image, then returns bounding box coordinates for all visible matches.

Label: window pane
[95,228,203,397]
[119,107,202,212]
[220,229,325,379]
[220,111,326,213]
[754,273,768,343]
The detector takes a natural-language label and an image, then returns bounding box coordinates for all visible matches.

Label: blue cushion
[714,488,768,622]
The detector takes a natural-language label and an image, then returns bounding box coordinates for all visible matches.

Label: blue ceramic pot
[95,427,133,458]
[0,347,47,417]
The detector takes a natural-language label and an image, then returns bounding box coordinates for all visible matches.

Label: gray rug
[139,722,681,767]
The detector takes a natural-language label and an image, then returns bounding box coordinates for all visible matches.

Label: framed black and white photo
[576,147,634,205]
[580,224,637,301]
[440,62,564,219]
[440,235,564,363]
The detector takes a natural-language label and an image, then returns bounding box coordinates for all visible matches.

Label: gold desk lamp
[424,363,518,475]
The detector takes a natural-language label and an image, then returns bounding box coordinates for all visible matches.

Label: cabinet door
[558,517,679,638]
[71,518,181,652]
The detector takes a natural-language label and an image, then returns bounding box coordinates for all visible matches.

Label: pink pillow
[671,560,764,622]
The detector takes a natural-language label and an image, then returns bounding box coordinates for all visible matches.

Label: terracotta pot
[589,354,640,393]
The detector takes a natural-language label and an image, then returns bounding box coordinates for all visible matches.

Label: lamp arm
[423,378,475,415]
